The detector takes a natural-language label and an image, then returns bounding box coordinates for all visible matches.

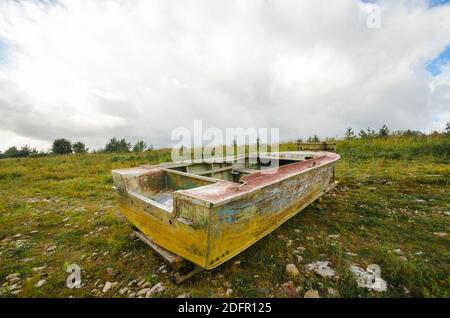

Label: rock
[433,232,447,237]
[90,288,100,295]
[6,273,21,281]
[280,281,297,297]
[128,279,138,287]
[145,282,165,298]
[254,274,260,279]
[9,277,21,284]
[46,246,57,252]
[399,256,408,261]
[30,230,39,234]
[123,252,132,258]
[128,292,136,298]
[157,265,168,274]
[136,287,151,296]
[226,288,233,297]
[119,287,129,295]
[22,258,34,263]
[32,266,46,272]
[102,281,118,293]
[297,255,304,263]
[258,288,270,296]
[234,260,241,266]
[11,289,22,295]
[137,279,146,287]
[177,293,191,298]
[350,265,387,292]
[327,287,338,297]
[346,252,358,257]
[12,234,22,239]
[328,234,339,239]
[304,290,320,298]
[8,283,22,291]
[35,279,46,288]
[62,217,70,222]
[286,264,300,279]
[306,261,336,278]
[393,248,403,255]
[141,281,151,288]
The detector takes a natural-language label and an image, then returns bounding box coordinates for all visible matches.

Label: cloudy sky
[0,0,449,151]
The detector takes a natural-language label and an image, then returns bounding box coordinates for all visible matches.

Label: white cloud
[0,0,449,151]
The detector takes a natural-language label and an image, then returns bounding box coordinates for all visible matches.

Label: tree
[132,140,147,153]
[3,146,19,158]
[17,145,32,157]
[378,124,390,138]
[307,135,320,142]
[52,138,72,154]
[73,142,88,154]
[344,127,356,140]
[359,129,367,138]
[359,127,377,138]
[445,122,450,136]
[104,138,131,153]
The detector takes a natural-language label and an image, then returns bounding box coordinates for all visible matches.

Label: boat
[112,151,340,272]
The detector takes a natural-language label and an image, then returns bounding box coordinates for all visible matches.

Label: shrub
[132,140,147,153]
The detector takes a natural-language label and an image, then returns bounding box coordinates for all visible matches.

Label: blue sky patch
[427,46,450,75]
[0,38,10,65]
[429,0,450,8]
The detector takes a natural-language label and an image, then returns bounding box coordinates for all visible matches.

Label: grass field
[0,135,449,298]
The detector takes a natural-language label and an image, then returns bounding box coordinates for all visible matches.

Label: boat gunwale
[180,151,340,207]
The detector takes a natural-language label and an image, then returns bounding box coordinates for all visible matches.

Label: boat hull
[112,151,339,269]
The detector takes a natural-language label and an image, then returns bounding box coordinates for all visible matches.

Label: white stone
[102,281,118,293]
[306,261,336,278]
[6,273,21,280]
[35,279,46,288]
[350,265,387,292]
[46,246,57,252]
[304,290,320,298]
[145,282,165,298]
[119,287,129,295]
[136,288,150,296]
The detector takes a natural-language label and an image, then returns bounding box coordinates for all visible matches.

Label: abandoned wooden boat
[112,151,340,270]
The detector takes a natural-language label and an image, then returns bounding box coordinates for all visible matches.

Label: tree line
[1,123,448,159]
[343,123,450,140]
[0,138,154,159]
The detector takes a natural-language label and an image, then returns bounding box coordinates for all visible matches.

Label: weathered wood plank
[133,230,189,270]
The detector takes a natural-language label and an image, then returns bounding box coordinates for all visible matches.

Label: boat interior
[131,152,322,211]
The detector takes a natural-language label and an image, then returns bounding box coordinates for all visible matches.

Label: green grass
[0,135,449,298]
